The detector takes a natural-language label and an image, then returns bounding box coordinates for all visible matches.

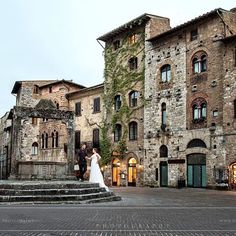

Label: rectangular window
[32,117,37,125]
[113,40,120,51]
[190,29,198,41]
[93,129,100,148]
[93,97,100,113]
[129,57,138,70]
[33,85,39,94]
[75,131,81,150]
[213,110,218,117]
[75,102,81,116]
[128,34,137,44]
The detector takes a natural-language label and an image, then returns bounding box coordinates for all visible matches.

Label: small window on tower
[213,110,218,117]
[190,29,198,41]
[128,33,137,44]
[32,117,38,125]
[113,40,120,51]
[49,86,52,93]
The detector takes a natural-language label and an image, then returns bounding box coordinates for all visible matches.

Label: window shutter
[75,102,81,116]
[75,131,81,149]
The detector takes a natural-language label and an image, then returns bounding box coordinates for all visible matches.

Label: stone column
[66,118,75,176]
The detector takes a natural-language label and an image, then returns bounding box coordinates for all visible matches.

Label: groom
[77,143,88,181]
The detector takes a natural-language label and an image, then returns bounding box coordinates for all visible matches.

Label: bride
[86,148,109,192]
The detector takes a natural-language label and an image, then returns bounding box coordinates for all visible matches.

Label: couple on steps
[75,143,109,192]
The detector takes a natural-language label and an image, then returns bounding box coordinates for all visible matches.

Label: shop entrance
[112,158,120,186]
[128,158,137,186]
[187,153,206,188]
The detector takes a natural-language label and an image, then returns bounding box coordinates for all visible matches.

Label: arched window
[114,95,122,111]
[42,132,48,149]
[129,121,138,141]
[201,55,207,72]
[45,133,48,149]
[52,131,59,148]
[160,145,168,158]
[128,57,138,70]
[54,101,59,109]
[187,139,207,148]
[56,132,59,147]
[41,133,44,149]
[129,91,139,107]
[32,142,38,155]
[114,124,122,142]
[192,57,199,73]
[52,132,54,148]
[192,52,207,74]
[161,103,167,126]
[192,98,207,121]
[161,64,171,82]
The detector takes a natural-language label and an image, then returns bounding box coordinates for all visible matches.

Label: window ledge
[92,111,101,114]
[192,118,206,124]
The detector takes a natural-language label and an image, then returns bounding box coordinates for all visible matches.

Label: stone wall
[222,37,236,188]
[144,30,187,186]
[70,86,104,147]
[144,10,236,188]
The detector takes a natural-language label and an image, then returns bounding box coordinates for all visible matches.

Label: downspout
[97,39,105,49]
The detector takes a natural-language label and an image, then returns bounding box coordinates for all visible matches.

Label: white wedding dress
[89,153,109,192]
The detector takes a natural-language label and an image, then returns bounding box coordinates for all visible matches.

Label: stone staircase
[0,181,121,204]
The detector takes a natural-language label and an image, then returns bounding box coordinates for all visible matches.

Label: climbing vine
[100,31,146,165]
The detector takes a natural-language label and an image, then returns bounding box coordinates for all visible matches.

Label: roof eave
[11,81,22,94]
[148,8,226,42]
[97,14,157,42]
[66,83,104,99]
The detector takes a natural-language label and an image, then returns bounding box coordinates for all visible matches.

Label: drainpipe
[97,39,105,49]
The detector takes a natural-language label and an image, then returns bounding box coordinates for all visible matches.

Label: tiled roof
[66,83,104,99]
[97,13,168,42]
[148,8,228,41]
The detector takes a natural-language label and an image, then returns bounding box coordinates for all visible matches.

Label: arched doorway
[112,158,120,186]
[128,157,137,186]
[187,153,206,188]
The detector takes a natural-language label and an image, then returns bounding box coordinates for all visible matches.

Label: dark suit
[77,149,87,181]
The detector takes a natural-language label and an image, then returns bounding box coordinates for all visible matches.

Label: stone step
[0,181,100,190]
[0,181,121,204]
[85,195,122,204]
[0,187,106,196]
[0,191,114,202]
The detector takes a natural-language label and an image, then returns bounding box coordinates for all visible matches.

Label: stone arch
[126,152,138,186]
[187,139,207,149]
[112,158,121,186]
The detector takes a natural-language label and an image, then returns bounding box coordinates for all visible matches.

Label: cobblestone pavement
[0,187,236,236]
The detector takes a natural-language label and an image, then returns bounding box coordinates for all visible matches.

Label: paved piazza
[0,187,236,236]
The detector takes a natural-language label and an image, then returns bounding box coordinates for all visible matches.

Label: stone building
[97,14,170,186]
[66,83,104,150]
[221,34,236,189]
[9,80,85,179]
[0,112,12,179]
[0,8,235,189]
[144,8,236,188]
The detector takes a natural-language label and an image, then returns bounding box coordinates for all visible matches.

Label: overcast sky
[0,0,235,117]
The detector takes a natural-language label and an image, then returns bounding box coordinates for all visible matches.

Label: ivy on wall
[100,32,146,165]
